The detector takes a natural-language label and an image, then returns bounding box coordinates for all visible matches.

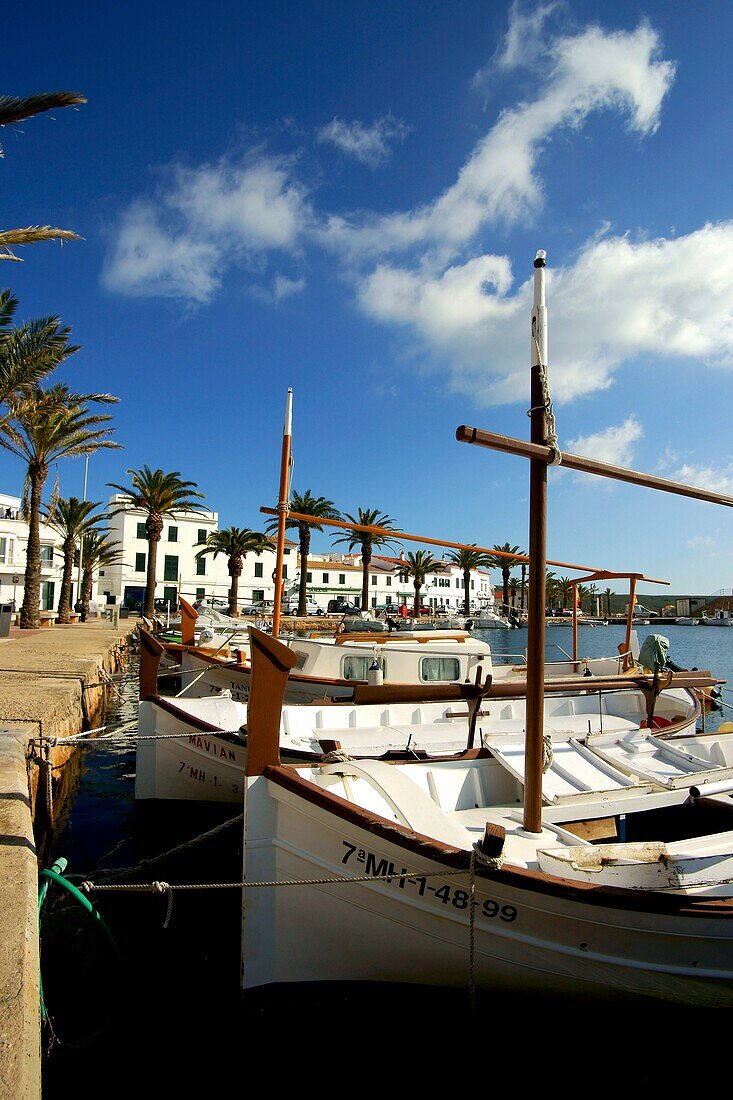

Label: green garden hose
[38,857,120,1040]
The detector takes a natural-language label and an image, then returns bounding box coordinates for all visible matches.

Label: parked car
[327,599,360,615]
[283,598,323,616]
[241,599,275,616]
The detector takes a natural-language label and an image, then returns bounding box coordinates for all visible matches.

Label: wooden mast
[524,249,549,834]
[271,389,293,639]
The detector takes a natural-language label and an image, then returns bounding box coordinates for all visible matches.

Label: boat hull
[242,769,733,1005]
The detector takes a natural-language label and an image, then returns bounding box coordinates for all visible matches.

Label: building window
[284,548,291,555]
[98,570,105,577]
[197,529,207,544]
[40,545,54,566]
[168,526,178,542]
[386,576,392,586]
[339,574,346,585]
[471,580,475,589]
[196,588,205,600]
[282,566,287,579]
[136,522,146,539]
[135,553,146,573]
[164,555,178,582]
[252,589,264,602]
[306,571,312,583]
[0,536,13,564]
[322,573,329,583]
[371,575,377,585]
[254,562,263,578]
[163,586,177,607]
[196,557,205,576]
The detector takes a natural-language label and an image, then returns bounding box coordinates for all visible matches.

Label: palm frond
[0,226,82,261]
[0,92,87,129]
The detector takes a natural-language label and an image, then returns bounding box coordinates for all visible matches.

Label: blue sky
[2,0,733,596]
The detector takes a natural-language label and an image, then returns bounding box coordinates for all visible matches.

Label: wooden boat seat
[321,759,473,848]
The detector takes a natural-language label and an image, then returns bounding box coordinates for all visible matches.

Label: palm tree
[0,296,79,407]
[484,543,523,615]
[0,383,119,628]
[557,576,573,611]
[331,507,399,612]
[605,587,614,618]
[0,91,86,261]
[80,529,123,619]
[44,496,102,623]
[402,550,442,618]
[195,527,269,616]
[265,490,340,615]
[108,467,205,618]
[545,570,558,612]
[447,547,493,616]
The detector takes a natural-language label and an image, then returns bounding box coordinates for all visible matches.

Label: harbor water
[39,623,733,1087]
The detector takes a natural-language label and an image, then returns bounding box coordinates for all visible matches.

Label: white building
[0,486,497,617]
[0,493,67,612]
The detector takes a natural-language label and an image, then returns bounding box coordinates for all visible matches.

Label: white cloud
[273,275,306,302]
[358,222,733,406]
[101,202,221,302]
[686,535,718,552]
[474,0,560,82]
[317,114,409,167]
[103,157,311,302]
[567,415,643,467]
[671,463,733,497]
[324,19,675,257]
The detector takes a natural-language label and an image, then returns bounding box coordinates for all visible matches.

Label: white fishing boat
[239,250,733,1006]
[703,610,733,627]
[135,626,714,803]
[241,629,733,1005]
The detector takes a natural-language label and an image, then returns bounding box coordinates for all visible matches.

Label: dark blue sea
[39,623,733,1090]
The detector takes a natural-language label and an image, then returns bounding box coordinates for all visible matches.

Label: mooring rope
[528,334,562,466]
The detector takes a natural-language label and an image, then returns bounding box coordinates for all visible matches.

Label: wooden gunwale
[262,762,733,917]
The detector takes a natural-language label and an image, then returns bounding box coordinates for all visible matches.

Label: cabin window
[420,656,460,682]
[293,652,308,670]
[341,655,388,681]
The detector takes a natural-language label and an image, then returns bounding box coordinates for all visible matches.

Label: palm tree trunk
[145,536,160,617]
[413,579,421,617]
[463,568,470,615]
[19,467,45,629]
[361,546,372,611]
[57,543,73,623]
[298,526,310,615]
[228,557,242,617]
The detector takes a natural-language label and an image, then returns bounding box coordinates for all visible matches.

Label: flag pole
[271,389,292,639]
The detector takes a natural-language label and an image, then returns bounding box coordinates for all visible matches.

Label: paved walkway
[0,617,137,1099]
